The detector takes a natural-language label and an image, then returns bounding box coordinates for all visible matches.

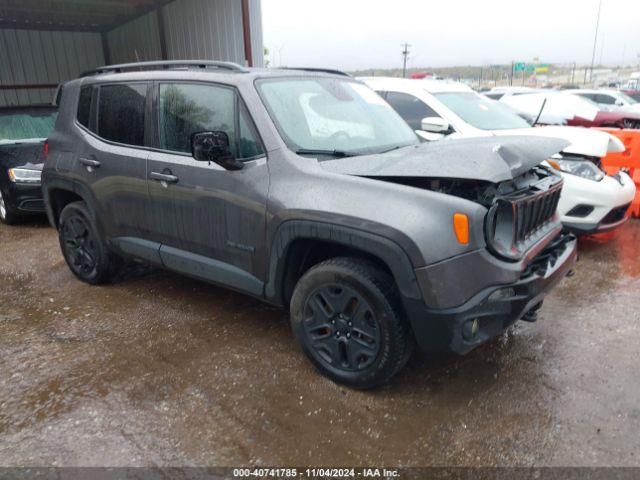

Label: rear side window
[158,83,264,159]
[97,84,146,146]
[384,91,440,130]
[77,85,92,128]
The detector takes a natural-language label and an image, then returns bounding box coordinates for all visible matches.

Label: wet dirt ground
[1,219,639,467]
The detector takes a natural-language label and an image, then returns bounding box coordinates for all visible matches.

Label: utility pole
[401,43,411,78]
[589,0,603,85]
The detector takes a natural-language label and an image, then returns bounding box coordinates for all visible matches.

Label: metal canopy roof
[0,0,172,32]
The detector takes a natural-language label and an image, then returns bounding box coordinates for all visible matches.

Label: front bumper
[559,171,636,234]
[5,182,45,214]
[408,234,577,354]
[563,201,632,233]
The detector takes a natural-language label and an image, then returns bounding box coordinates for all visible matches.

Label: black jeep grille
[512,184,562,242]
[486,173,563,261]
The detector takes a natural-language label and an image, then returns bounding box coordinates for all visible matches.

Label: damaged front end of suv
[319,135,577,355]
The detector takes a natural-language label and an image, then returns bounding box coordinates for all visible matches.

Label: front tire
[58,201,117,285]
[0,188,20,225]
[290,257,413,389]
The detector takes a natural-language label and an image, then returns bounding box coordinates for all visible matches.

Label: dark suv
[0,105,57,224]
[43,61,577,388]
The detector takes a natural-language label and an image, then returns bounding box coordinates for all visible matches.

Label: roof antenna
[533,98,547,126]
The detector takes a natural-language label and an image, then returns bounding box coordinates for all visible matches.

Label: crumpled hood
[491,126,625,157]
[320,135,569,184]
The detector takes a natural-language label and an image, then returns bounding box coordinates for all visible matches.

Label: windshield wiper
[379,145,403,154]
[295,148,355,158]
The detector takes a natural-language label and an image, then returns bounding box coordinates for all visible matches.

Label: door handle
[79,157,101,169]
[150,171,179,184]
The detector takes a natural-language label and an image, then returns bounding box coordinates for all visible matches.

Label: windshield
[256,77,419,155]
[616,91,638,105]
[434,92,531,130]
[0,108,58,142]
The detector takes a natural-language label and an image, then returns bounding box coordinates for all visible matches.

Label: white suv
[362,77,636,234]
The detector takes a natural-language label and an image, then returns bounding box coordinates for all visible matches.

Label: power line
[589,0,603,84]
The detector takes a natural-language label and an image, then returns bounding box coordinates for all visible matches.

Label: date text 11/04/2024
[232,468,401,478]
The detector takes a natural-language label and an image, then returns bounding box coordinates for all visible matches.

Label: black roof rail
[282,67,351,77]
[81,60,248,77]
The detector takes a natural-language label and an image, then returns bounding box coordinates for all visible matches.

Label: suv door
[75,82,151,240]
[146,82,268,293]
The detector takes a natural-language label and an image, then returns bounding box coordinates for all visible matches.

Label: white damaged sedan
[362,77,636,234]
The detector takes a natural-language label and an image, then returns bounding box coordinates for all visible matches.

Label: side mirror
[191,131,243,171]
[420,117,451,134]
[615,99,625,107]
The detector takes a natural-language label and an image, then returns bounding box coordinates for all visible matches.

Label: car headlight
[548,159,604,182]
[8,168,42,185]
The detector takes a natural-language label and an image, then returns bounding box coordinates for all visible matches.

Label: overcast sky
[262,0,640,70]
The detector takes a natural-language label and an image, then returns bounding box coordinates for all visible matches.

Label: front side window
[434,92,531,130]
[595,94,616,105]
[97,83,146,146]
[383,91,440,130]
[158,83,264,159]
[256,77,418,155]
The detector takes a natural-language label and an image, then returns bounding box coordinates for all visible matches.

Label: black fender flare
[264,220,424,307]
[42,175,105,234]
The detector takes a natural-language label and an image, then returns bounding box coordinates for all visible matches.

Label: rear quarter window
[77,85,92,128]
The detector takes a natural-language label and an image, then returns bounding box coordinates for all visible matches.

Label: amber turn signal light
[453,213,470,245]
[547,159,561,170]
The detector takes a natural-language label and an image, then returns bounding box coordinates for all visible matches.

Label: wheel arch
[265,220,424,308]
[43,177,99,229]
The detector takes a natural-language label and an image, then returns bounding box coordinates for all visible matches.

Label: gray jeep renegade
[43,61,577,388]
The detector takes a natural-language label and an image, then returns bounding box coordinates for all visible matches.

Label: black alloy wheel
[302,283,381,372]
[61,214,98,278]
[58,201,118,285]
[290,257,413,389]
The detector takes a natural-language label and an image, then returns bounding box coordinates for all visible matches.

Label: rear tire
[290,257,413,389]
[58,201,118,285]
[0,188,20,225]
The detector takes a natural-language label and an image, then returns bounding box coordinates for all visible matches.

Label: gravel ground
[1,218,639,467]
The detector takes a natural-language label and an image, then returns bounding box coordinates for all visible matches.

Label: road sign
[514,62,526,72]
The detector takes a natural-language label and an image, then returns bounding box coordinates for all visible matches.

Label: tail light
[43,140,49,158]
